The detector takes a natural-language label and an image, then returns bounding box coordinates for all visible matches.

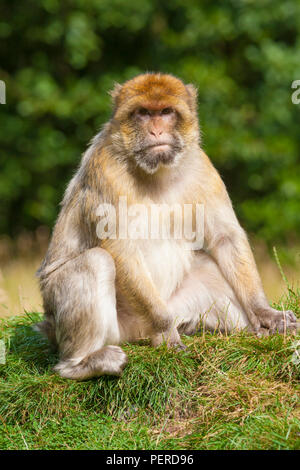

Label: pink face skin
[134,107,177,150]
[131,107,183,173]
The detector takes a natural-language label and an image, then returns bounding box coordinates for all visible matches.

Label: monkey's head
[109,73,199,174]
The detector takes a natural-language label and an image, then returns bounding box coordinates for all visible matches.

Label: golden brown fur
[36,73,297,380]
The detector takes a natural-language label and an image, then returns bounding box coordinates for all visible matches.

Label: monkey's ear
[186,84,198,110]
[108,82,122,104]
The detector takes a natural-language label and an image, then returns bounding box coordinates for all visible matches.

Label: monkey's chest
[137,239,193,300]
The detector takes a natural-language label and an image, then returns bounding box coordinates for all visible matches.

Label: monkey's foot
[254,308,298,335]
[54,345,128,380]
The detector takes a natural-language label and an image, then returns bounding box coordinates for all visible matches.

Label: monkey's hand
[151,328,186,350]
[253,307,298,335]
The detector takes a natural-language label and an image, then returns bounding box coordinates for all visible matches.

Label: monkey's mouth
[134,139,184,173]
[147,143,171,151]
[138,148,178,172]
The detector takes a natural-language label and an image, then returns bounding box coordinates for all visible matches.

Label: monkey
[36,73,298,380]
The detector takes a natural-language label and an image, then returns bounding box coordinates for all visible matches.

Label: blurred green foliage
[0,0,300,243]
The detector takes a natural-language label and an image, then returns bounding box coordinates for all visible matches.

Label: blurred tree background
[1,0,300,245]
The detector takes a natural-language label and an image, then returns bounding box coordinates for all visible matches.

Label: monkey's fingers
[151,329,186,350]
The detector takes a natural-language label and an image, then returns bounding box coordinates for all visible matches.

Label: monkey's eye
[137,108,151,117]
[161,107,173,115]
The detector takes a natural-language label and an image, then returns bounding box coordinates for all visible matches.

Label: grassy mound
[0,290,299,450]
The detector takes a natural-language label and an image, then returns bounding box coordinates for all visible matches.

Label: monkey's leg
[168,252,252,335]
[39,248,127,380]
[204,194,297,334]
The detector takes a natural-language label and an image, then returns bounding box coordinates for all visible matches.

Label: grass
[0,288,299,450]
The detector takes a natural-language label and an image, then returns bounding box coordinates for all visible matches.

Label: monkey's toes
[269,310,298,335]
[167,341,187,351]
[286,310,297,323]
[257,327,270,337]
[102,345,128,376]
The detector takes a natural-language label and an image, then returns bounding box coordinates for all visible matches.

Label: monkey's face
[110,74,199,174]
[129,106,184,174]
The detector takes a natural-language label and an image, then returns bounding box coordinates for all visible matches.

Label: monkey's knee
[42,247,119,360]
[54,345,128,380]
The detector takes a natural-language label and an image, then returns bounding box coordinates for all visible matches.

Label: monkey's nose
[149,129,163,139]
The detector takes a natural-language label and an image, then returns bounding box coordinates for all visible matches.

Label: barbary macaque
[36,73,297,380]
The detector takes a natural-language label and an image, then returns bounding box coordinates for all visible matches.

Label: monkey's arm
[102,241,184,347]
[203,172,297,334]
